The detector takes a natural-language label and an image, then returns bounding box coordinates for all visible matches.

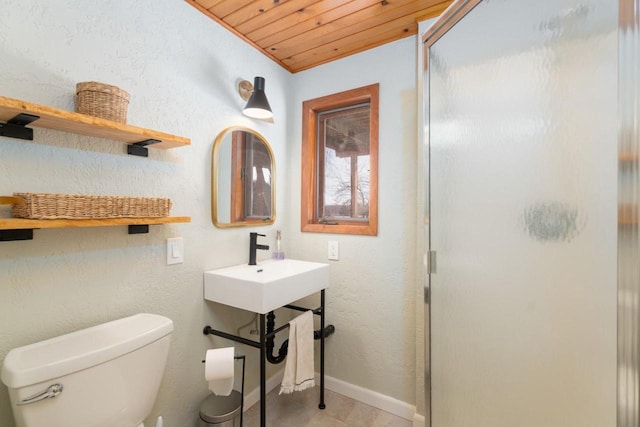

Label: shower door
[424,0,619,425]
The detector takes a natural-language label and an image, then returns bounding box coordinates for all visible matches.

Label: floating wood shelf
[0,216,191,241]
[0,216,191,230]
[0,96,190,150]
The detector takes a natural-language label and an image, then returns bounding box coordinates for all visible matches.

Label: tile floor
[241,386,413,427]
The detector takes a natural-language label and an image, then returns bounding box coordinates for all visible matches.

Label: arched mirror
[211,126,276,227]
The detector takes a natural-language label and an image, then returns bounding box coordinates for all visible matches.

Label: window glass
[317,103,371,221]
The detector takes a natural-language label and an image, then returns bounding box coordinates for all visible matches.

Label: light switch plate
[167,237,184,265]
[328,241,339,261]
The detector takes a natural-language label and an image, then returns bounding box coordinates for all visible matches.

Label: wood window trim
[301,83,379,235]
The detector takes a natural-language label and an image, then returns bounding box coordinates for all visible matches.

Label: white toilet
[1,313,173,427]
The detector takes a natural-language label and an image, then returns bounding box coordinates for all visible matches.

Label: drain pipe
[266,311,288,364]
[265,311,336,365]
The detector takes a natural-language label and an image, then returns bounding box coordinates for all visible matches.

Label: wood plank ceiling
[186,0,452,73]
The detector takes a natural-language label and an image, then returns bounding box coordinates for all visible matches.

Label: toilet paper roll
[204,347,235,396]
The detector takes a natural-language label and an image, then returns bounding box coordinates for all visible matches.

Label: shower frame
[420,0,640,425]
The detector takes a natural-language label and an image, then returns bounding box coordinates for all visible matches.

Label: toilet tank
[1,313,173,427]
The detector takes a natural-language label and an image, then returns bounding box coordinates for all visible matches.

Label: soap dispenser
[273,230,285,260]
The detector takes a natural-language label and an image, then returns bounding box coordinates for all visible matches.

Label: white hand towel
[280,310,315,394]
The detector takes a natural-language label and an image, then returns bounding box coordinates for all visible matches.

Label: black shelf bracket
[127,139,161,157]
[0,113,40,141]
[0,229,34,241]
[128,224,149,234]
[1,225,153,240]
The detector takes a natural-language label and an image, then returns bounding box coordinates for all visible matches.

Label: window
[301,84,378,235]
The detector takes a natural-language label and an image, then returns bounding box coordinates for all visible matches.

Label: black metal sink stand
[203,289,331,427]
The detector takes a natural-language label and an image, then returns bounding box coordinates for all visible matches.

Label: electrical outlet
[167,237,184,265]
[328,241,339,261]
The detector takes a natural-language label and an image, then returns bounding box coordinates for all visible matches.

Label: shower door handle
[17,383,63,406]
[427,251,437,274]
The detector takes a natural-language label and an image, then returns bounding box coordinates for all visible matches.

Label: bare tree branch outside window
[318,103,370,221]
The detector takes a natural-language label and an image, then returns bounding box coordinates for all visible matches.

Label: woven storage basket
[75,81,130,123]
[11,193,171,220]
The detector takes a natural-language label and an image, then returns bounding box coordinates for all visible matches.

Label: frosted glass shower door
[426,0,618,426]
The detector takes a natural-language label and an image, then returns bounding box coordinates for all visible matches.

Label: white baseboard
[244,370,418,422]
[320,374,417,421]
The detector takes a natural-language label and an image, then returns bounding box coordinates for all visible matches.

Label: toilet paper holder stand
[201,353,245,426]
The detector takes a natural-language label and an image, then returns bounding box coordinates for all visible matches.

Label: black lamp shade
[243,77,273,119]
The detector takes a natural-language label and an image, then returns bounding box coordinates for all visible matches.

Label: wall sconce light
[238,76,273,120]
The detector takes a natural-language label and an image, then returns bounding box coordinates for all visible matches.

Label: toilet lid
[199,391,242,423]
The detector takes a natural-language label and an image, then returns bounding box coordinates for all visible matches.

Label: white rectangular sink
[204,259,330,314]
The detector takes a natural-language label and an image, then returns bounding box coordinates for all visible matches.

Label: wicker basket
[11,193,171,220]
[75,81,130,123]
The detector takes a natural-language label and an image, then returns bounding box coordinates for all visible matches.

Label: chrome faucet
[249,232,269,265]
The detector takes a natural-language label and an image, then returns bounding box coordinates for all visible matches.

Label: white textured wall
[0,2,421,426]
[0,2,290,426]
[288,38,419,404]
